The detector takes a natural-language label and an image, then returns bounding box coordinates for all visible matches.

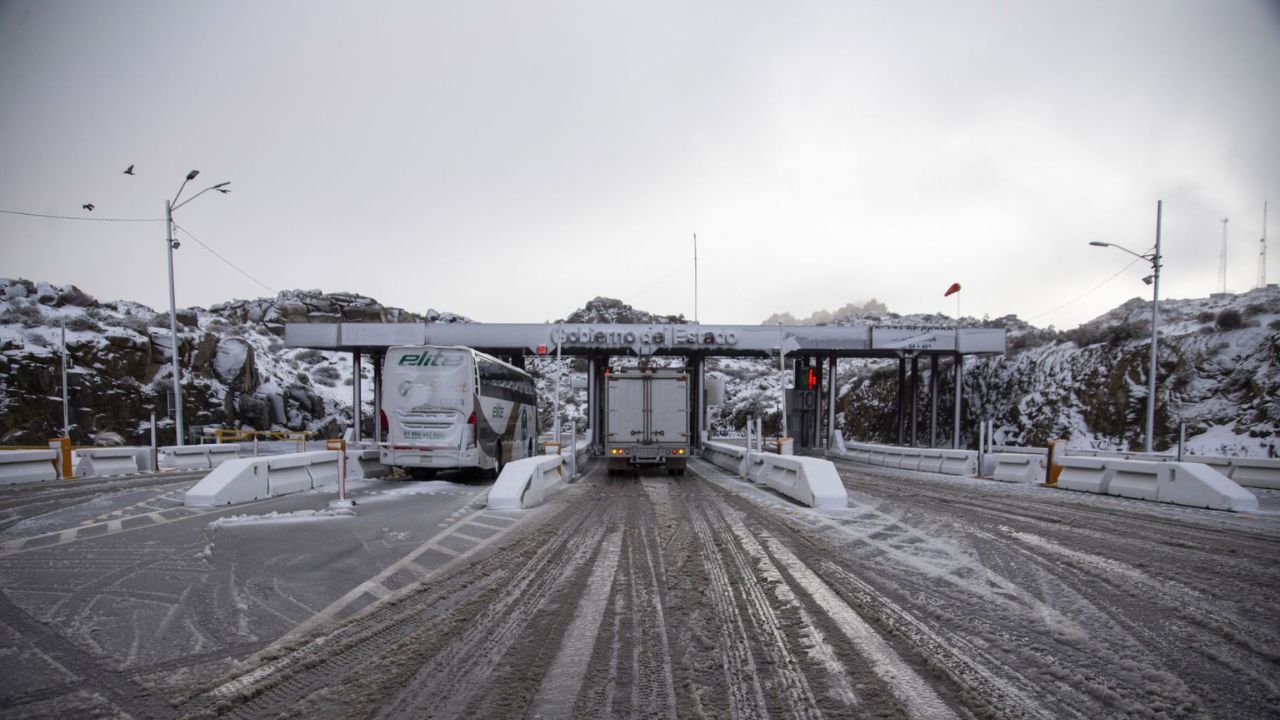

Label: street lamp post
[1090,199,1163,453]
[165,170,231,446]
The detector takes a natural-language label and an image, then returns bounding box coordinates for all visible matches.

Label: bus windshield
[385,348,472,412]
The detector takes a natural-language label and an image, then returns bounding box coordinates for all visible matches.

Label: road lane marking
[210,487,548,700]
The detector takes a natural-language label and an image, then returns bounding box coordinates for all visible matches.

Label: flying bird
[82,203,94,211]
[123,164,135,175]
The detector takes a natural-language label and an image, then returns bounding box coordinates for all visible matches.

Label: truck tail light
[379,410,388,435]
[671,448,685,455]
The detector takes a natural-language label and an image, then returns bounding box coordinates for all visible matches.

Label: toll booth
[787,358,823,449]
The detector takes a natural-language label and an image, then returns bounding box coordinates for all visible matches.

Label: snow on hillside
[837,288,1280,456]
[2,280,1276,457]
[0,279,460,445]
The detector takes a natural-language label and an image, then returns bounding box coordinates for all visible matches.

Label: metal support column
[929,353,939,448]
[352,349,362,442]
[896,355,906,445]
[697,357,706,448]
[689,356,703,449]
[909,354,919,447]
[373,351,384,443]
[827,354,838,448]
[587,356,597,453]
[952,353,963,449]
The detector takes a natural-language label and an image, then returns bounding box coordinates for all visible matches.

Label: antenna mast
[1259,202,1269,289]
[1217,217,1229,294]
[693,232,698,323]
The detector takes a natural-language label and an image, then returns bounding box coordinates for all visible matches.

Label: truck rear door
[607,374,645,445]
[649,374,689,445]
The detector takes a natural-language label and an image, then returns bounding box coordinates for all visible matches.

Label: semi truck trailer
[605,367,690,476]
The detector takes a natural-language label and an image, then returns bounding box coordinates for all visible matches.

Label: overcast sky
[1,0,1277,329]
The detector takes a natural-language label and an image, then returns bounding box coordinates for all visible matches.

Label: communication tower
[1217,217,1229,295]
[1259,202,1269,289]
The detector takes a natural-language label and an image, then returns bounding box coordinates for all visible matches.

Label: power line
[172,223,276,294]
[0,208,164,223]
[1024,257,1143,324]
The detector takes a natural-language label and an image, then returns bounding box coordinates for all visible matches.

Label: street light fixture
[1090,200,1163,453]
[165,169,231,446]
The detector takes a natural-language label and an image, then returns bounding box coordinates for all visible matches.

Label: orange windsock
[944,282,961,297]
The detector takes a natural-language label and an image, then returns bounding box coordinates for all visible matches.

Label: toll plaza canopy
[284,322,1006,358]
[286,321,1005,451]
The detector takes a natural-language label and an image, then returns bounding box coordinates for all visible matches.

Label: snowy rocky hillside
[2,280,1277,457]
[0,278,464,445]
[825,289,1280,457]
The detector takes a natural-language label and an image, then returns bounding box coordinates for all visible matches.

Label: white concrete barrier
[1013,446,1280,491]
[160,443,243,470]
[185,450,347,507]
[1056,457,1257,512]
[487,455,566,511]
[0,450,58,485]
[307,453,340,487]
[266,453,316,496]
[989,453,1045,484]
[346,448,389,479]
[834,441,978,477]
[702,440,748,475]
[1225,459,1280,490]
[185,458,267,506]
[1161,463,1259,511]
[1057,457,1109,493]
[701,441,773,481]
[757,455,847,509]
[72,448,140,478]
[991,445,1049,456]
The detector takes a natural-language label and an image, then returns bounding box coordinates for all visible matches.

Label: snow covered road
[2,458,1277,719]
[168,459,1280,719]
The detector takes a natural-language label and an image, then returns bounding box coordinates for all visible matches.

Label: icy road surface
[159,459,1280,720]
[1,460,1277,718]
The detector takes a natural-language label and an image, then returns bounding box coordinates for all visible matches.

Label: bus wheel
[490,440,504,479]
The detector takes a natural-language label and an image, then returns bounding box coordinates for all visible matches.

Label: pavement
[2,455,1277,720]
[0,470,534,718]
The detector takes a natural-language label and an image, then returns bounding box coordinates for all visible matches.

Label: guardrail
[1057,457,1258,512]
[487,454,567,511]
[832,441,978,477]
[0,449,58,485]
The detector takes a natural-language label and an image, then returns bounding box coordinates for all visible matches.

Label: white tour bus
[380,345,538,478]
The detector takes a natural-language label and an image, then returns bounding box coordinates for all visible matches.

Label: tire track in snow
[527,527,624,719]
[688,501,770,720]
[372,506,609,719]
[700,502,824,720]
[750,531,960,720]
